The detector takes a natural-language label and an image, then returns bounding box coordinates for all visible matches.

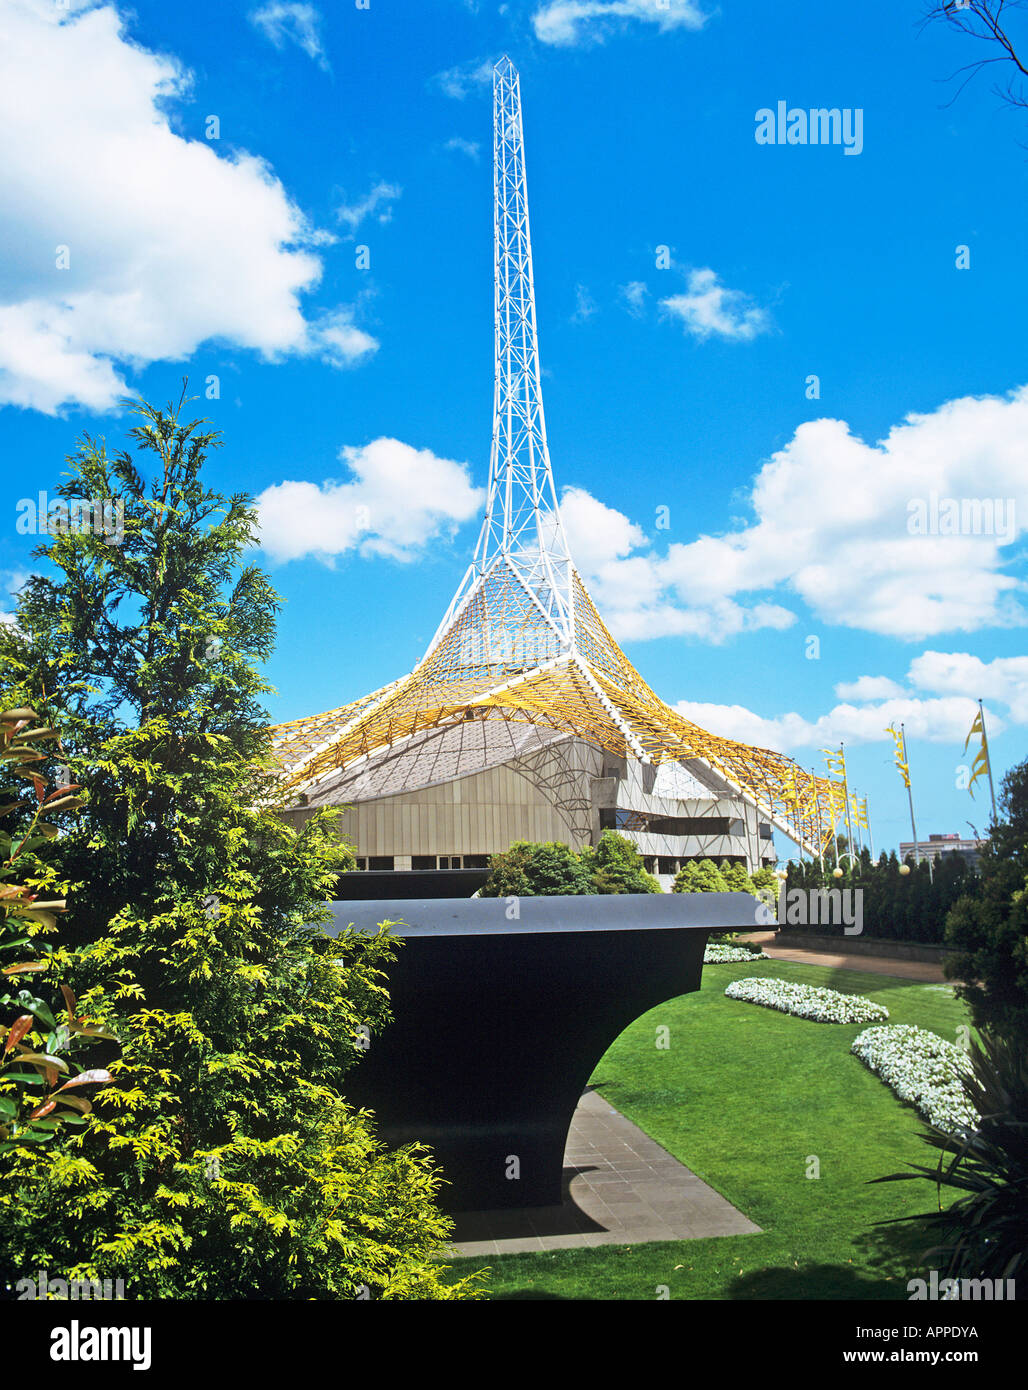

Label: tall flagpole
[978,698,998,825]
[900,723,930,880]
[812,768,824,876]
[841,742,855,869]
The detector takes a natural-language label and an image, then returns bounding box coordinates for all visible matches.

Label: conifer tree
[0,394,479,1299]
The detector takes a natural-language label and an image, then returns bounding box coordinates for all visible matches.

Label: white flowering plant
[704,944,768,963]
[724,976,889,1024]
[851,1024,979,1134]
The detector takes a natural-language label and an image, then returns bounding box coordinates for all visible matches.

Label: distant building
[899,833,984,870]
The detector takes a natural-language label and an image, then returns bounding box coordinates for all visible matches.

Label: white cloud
[674,695,995,754]
[444,137,481,161]
[533,0,708,46]
[620,281,648,317]
[834,675,906,702]
[571,284,598,323]
[307,308,378,368]
[0,0,367,415]
[673,649,1028,760]
[660,267,771,342]
[560,385,1028,642]
[249,3,328,69]
[908,651,1028,724]
[431,58,493,100]
[336,181,402,235]
[255,438,485,565]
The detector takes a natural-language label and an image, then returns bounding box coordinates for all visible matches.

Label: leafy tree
[720,861,756,895]
[873,1029,1028,1283]
[0,393,479,1299]
[480,840,591,897]
[750,865,779,900]
[581,830,661,894]
[944,757,1028,1046]
[672,858,728,894]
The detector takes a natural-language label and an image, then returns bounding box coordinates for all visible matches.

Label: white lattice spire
[435,56,575,654]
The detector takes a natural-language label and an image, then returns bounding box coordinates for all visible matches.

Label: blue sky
[1,0,1026,858]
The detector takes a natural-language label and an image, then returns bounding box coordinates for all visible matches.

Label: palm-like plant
[872,1029,1028,1281]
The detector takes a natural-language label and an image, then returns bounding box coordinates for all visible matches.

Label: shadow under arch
[331,893,758,1212]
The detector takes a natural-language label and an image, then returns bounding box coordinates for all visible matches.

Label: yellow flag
[885,726,910,789]
[963,711,990,799]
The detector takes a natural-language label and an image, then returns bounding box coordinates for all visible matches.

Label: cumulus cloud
[249,3,328,69]
[834,675,906,702]
[444,137,481,161]
[431,57,493,100]
[660,267,772,342]
[559,384,1028,642]
[0,0,366,415]
[533,0,708,46]
[307,307,378,368]
[673,694,996,754]
[255,438,485,565]
[336,181,402,235]
[673,647,1028,757]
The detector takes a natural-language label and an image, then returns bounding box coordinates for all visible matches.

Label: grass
[443,957,972,1300]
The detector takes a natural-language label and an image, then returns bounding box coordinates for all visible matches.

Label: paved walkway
[739,932,950,983]
[445,1088,759,1257]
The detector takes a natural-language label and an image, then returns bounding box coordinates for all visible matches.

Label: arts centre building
[271,59,837,895]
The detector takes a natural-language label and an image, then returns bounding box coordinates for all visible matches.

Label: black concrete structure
[327,892,769,1211]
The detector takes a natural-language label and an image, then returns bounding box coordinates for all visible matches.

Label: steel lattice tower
[271,58,841,857]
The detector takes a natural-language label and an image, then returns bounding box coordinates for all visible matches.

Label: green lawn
[444,958,971,1300]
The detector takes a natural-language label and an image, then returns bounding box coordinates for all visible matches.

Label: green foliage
[781,842,978,944]
[479,840,592,896]
[719,861,756,894]
[480,831,661,897]
[872,1030,1028,1282]
[944,757,1028,1046]
[0,704,116,1157]
[580,830,661,894]
[0,392,480,1300]
[750,866,779,899]
[672,858,728,894]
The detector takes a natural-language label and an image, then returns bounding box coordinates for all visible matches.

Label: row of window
[353,855,492,872]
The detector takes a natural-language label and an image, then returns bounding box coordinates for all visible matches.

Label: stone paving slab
[444,1088,760,1257]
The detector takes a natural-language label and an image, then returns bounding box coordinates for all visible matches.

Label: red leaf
[30,1100,56,1120]
[55,1069,114,1092]
[3,1014,34,1057]
[60,984,76,1022]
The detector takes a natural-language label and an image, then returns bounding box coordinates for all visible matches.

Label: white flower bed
[851,1025,978,1134]
[704,944,768,963]
[724,976,889,1024]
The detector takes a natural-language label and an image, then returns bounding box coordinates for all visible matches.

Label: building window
[368,856,394,871]
[412,855,436,871]
[464,855,490,869]
[355,857,367,871]
[600,808,732,837]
